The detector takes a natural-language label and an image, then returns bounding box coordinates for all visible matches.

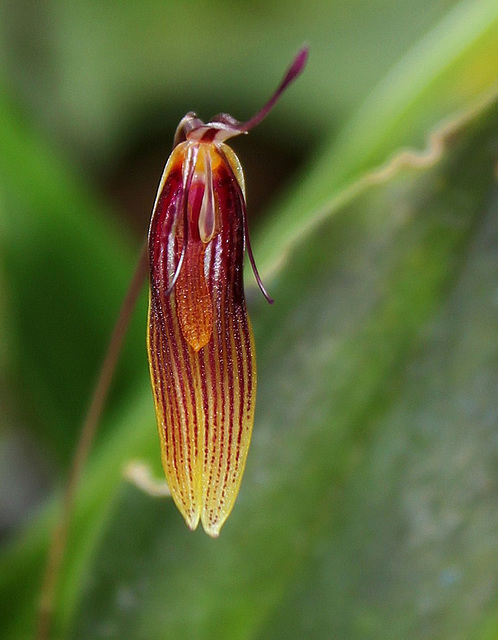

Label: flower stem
[35,243,148,640]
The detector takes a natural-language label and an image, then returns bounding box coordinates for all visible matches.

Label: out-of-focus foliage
[0,0,496,639]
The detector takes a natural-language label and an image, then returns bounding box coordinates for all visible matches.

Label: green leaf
[3,86,494,640]
[256,0,498,280]
[0,93,145,462]
[61,93,497,640]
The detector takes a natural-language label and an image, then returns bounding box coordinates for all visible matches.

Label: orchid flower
[147,47,308,536]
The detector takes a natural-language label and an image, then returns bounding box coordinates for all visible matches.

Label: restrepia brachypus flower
[147,47,308,537]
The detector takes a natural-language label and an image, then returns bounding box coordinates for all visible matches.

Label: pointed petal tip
[202,521,222,539]
[290,44,309,78]
[184,510,201,532]
[201,508,233,538]
[236,44,310,134]
[276,44,309,97]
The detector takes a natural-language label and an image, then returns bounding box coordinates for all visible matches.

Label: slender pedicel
[36,247,148,640]
[147,46,308,536]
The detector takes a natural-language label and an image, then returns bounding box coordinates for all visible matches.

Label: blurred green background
[0,0,497,638]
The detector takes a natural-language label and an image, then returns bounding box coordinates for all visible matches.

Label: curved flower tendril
[147,46,308,536]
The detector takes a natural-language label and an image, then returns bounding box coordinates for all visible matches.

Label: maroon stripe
[202,151,248,524]
[223,292,235,504]
[154,299,180,464]
[226,177,247,480]
[155,311,183,482]
[209,286,228,516]
[155,286,197,511]
[177,311,199,469]
[232,310,246,477]
[165,308,196,508]
[240,307,253,417]
[203,267,226,517]
[204,242,218,470]
[205,234,224,502]
[151,297,187,508]
[150,307,188,511]
[224,153,255,433]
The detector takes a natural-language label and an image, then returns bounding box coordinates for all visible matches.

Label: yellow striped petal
[146,47,308,535]
[147,144,256,536]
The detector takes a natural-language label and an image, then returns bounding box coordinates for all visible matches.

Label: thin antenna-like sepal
[210,45,309,135]
[244,213,274,304]
[218,146,274,304]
